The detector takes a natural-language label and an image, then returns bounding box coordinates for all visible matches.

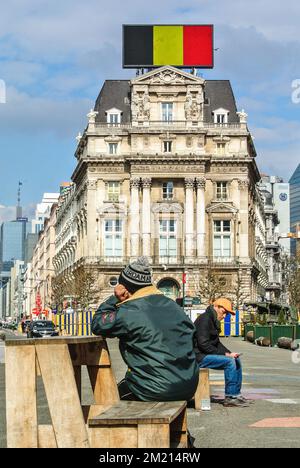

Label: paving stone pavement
[1,336,300,448]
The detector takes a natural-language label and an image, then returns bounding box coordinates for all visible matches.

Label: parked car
[27,320,59,338]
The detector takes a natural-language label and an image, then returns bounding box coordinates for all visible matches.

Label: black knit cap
[119,256,152,293]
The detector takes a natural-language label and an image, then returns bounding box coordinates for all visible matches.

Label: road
[1,337,300,448]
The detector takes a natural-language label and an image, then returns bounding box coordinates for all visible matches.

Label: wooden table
[5,336,119,448]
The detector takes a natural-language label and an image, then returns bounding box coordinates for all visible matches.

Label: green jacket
[92,286,198,401]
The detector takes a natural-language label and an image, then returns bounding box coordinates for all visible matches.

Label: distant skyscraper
[0,219,30,281]
[260,175,290,254]
[290,164,300,255]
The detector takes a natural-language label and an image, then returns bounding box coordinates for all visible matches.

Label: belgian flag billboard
[123,25,214,69]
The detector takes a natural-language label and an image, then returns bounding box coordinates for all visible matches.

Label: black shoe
[223,397,249,407]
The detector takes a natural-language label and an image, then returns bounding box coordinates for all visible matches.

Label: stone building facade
[54,66,263,307]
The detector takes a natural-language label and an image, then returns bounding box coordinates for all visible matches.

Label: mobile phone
[236,353,243,357]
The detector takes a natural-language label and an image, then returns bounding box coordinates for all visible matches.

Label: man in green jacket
[92,257,198,402]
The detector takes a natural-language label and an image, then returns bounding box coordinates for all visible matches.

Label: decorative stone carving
[152,203,183,214]
[185,177,195,189]
[132,90,150,120]
[87,180,97,190]
[237,109,248,123]
[141,177,152,188]
[186,136,193,148]
[130,177,140,188]
[195,177,206,190]
[238,180,249,190]
[150,71,185,85]
[185,91,203,120]
[87,109,98,124]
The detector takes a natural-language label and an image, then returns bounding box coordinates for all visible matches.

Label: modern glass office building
[0,219,30,275]
[290,164,300,255]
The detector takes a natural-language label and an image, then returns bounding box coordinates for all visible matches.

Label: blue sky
[0,0,300,222]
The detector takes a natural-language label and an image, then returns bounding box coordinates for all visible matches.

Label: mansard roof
[94,80,131,123]
[94,70,239,124]
[203,80,239,123]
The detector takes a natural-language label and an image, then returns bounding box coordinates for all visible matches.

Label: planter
[254,325,272,342]
[271,325,295,347]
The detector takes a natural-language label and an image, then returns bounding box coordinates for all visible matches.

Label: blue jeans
[199,355,242,397]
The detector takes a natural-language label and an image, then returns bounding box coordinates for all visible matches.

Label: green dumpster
[272,325,294,346]
[254,325,272,342]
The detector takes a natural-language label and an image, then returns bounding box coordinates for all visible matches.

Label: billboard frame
[122,24,214,69]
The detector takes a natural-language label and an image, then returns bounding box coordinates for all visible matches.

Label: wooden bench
[5,335,188,448]
[88,400,187,448]
[194,368,211,411]
[5,336,119,448]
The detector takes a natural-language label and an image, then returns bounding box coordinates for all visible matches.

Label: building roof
[93,77,239,124]
[94,80,131,123]
[289,164,300,184]
[203,80,239,123]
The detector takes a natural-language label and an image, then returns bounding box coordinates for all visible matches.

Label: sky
[0,0,300,223]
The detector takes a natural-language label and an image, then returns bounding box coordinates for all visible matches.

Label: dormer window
[213,108,229,125]
[106,108,122,126]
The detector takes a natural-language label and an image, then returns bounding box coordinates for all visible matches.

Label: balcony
[93,121,242,131]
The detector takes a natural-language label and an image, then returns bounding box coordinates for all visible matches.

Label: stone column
[130,178,140,258]
[185,178,195,259]
[141,178,151,258]
[86,180,97,258]
[238,179,249,260]
[196,177,206,258]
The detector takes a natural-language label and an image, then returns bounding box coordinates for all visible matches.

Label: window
[159,220,177,257]
[216,182,228,200]
[216,114,225,124]
[163,182,174,200]
[163,141,172,153]
[108,143,118,155]
[217,143,226,155]
[213,220,231,258]
[108,114,120,124]
[106,109,122,125]
[104,220,123,257]
[213,108,229,124]
[107,182,120,202]
[161,102,173,122]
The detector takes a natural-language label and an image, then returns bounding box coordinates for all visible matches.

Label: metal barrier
[54,311,95,336]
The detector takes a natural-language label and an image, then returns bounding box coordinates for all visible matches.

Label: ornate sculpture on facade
[184,91,203,120]
[131,90,150,120]
[87,109,98,124]
[237,109,248,124]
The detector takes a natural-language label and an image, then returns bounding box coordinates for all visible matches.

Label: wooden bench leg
[138,423,170,448]
[5,345,38,448]
[36,343,89,448]
[194,368,211,411]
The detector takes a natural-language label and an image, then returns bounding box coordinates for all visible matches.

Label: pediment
[206,202,238,214]
[152,202,183,214]
[131,66,204,86]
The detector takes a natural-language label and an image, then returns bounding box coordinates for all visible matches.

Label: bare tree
[51,275,69,313]
[70,266,97,335]
[229,270,250,311]
[288,254,300,312]
[196,269,227,305]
